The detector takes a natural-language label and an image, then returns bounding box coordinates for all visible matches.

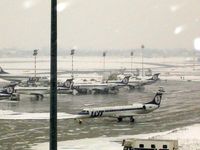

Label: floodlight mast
[141,45,144,77]
[130,51,133,74]
[103,51,106,73]
[33,49,38,78]
[50,0,57,150]
[70,49,75,79]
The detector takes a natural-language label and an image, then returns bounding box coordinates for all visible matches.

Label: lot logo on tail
[122,76,130,84]
[154,95,161,104]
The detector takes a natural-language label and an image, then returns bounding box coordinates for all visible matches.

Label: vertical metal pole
[130,51,133,74]
[70,49,75,79]
[103,52,106,73]
[33,49,38,78]
[72,54,74,79]
[103,56,105,72]
[50,0,57,149]
[35,55,36,78]
[141,45,144,77]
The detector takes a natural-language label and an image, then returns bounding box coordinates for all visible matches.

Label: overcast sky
[0,0,200,51]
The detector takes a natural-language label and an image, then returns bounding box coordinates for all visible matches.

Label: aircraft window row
[105,108,141,112]
[79,110,89,115]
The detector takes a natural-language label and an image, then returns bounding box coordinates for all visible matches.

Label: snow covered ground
[0,109,78,120]
[31,124,200,150]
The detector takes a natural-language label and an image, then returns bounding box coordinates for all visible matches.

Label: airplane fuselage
[78,103,159,119]
[0,74,30,82]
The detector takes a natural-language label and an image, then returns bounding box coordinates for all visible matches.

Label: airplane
[60,76,130,95]
[75,87,165,123]
[127,73,160,89]
[0,87,19,100]
[0,78,12,89]
[13,86,49,100]
[0,90,11,100]
[0,67,31,82]
[0,67,49,85]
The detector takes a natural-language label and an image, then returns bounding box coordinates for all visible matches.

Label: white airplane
[0,67,49,85]
[0,67,31,82]
[0,87,19,100]
[0,90,11,100]
[14,86,49,99]
[76,88,164,123]
[0,78,12,89]
[60,76,130,95]
[127,73,160,89]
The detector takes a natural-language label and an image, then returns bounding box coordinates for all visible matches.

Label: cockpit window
[78,110,89,115]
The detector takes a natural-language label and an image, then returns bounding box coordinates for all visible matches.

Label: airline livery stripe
[104,107,143,112]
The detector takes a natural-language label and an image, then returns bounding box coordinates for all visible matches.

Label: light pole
[33,49,38,78]
[70,49,75,79]
[103,51,106,73]
[50,0,57,149]
[141,45,144,77]
[130,51,134,74]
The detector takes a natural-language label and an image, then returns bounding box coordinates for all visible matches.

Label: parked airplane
[76,88,164,123]
[0,67,49,85]
[127,73,160,89]
[60,76,130,95]
[0,78,12,89]
[14,86,49,99]
[0,88,19,100]
[0,90,11,100]
[0,67,31,82]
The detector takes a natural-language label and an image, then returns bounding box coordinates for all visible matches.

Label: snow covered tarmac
[0,110,78,120]
[31,124,200,150]
[1,56,200,150]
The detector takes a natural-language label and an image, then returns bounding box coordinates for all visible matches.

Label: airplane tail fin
[2,83,17,94]
[63,79,74,88]
[0,67,8,74]
[145,87,165,106]
[121,75,130,84]
[106,75,130,85]
[149,73,160,81]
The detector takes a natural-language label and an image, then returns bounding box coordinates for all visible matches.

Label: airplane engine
[142,105,146,110]
[142,104,158,112]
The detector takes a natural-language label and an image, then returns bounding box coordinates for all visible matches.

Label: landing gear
[74,118,83,124]
[130,117,135,123]
[35,94,44,100]
[9,93,20,101]
[117,117,135,122]
[117,117,123,122]
[78,119,83,124]
[72,89,78,95]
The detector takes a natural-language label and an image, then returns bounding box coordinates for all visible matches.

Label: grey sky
[0,0,200,51]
